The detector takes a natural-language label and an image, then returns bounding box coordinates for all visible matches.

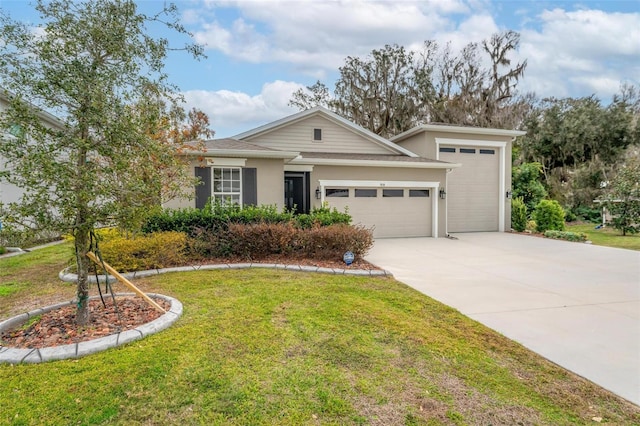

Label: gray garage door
[325,187,432,238]
[439,146,500,232]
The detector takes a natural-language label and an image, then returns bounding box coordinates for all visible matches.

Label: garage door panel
[440,147,500,232]
[326,188,431,238]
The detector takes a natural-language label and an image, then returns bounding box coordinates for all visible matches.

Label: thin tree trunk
[74,225,91,325]
[74,135,91,325]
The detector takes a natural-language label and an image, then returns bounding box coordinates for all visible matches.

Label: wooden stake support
[86,251,166,314]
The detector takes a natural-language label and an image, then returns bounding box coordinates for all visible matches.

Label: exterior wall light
[439,188,446,199]
[506,190,512,199]
[315,187,322,199]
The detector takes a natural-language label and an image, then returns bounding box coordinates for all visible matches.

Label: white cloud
[518,8,640,99]
[182,80,304,137]
[192,0,463,73]
[181,1,640,133]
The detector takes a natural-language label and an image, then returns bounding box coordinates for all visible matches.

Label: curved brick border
[59,262,392,283]
[0,293,182,364]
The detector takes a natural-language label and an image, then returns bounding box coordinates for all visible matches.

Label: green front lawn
[566,223,640,251]
[1,245,639,425]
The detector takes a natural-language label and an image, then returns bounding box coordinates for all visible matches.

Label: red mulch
[1,297,170,350]
[1,257,380,350]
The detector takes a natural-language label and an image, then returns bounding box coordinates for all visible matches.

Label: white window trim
[319,179,440,238]
[435,138,507,233]
[212,166,242,206]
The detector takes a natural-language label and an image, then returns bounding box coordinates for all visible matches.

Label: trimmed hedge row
[188,222,373,261]
[141,204,351,235]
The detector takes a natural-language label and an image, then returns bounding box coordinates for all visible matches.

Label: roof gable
[232,106,418,157]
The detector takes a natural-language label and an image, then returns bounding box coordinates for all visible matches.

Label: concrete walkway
[366,233,640,405]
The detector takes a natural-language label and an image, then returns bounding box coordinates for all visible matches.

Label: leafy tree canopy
[606,154,640,236]
[290,31,529,138]
[0,0,205,324]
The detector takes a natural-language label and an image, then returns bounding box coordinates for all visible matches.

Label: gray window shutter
[195,167,211,209]
[242,168,257,206]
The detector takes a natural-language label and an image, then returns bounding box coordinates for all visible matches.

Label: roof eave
[392,125,526,142]
[183,149,300,159]
[289,157,461,169]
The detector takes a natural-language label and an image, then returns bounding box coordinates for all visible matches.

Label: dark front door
[284,172,310,214]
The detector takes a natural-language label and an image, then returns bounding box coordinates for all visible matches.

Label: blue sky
[1,0,639,137]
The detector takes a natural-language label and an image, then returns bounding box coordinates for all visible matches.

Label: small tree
[0,0,204,325]
[512,162,548,213]
[606,158,640,236]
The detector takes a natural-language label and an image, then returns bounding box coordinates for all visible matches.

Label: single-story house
[165,106,525,238]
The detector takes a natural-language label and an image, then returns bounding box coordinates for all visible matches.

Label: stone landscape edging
[58,262,393,283]
[0,293,182,364]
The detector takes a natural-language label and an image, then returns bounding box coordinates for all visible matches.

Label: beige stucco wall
[395,133,434,159]
[309,165,448,237]
[248,158,285,208]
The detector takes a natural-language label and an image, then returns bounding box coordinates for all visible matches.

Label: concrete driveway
[366,232,640,405]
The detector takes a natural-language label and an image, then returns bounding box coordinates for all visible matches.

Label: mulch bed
[1,297,170,350]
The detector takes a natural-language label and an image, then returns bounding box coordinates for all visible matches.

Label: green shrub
[295,206,351,229]
[141,208,226,236]
[0,246,6,255]
[511,197,528,232]
[568,206,601,223]
[526,220,537,232]
[533,200,566,233]
[543,230,588,242]
[97,231,188,272]
[229,204,295,224]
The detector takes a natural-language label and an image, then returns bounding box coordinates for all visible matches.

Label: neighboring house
[0,90,65,210]
[166,106,525,238]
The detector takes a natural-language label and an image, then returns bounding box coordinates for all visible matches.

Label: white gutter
[182,149,300,160]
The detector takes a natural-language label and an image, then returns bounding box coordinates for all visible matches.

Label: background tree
[0,0,204,325]
[517,88,639,216]
[290,45,435,138]
[289,31,529,137]
[606,155,640,236]
[430,31,529,129]
[289,80,332,111]
[117,90,213,231]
